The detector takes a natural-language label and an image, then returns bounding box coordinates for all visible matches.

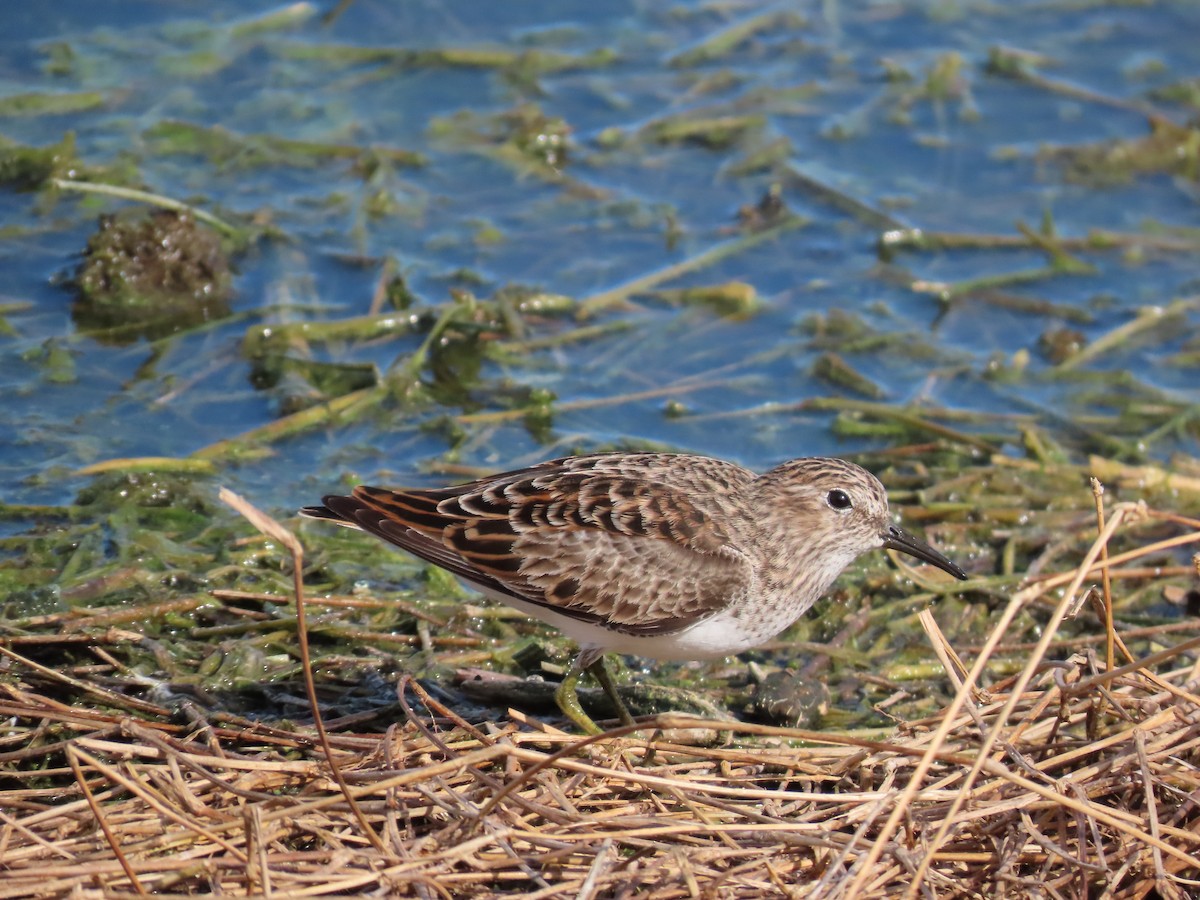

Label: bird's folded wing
[317,468,750,636]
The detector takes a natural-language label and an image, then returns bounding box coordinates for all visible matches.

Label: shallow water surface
[1,0,1198,513]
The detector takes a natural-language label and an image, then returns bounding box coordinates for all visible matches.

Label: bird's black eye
[826,489,853,511]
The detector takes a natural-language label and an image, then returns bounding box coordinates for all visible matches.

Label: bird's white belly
[476,586,793,661]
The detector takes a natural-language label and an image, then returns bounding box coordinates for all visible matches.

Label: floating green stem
[1055,296,1200,371]
[668,10,805,68]
[577,213,807,319]
[50,178,245,241]
[74,457,217,477]
[192,385,385,460]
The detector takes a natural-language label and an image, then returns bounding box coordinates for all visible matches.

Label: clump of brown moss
[73,209,232,341]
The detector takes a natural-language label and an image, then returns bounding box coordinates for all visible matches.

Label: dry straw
[0,484,1199,897]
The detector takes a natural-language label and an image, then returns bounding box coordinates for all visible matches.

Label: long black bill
[882,524,968,580]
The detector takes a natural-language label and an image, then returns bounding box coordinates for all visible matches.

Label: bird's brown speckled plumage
[305,452,963,650]
[303,452,967,731]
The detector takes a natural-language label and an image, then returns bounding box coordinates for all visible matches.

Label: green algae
[0,91,106,118]
[0,133,83,190]
[144,119,425,171]
[1045,118,1200,185]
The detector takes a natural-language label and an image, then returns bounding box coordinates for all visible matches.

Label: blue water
[1,0,1198,514]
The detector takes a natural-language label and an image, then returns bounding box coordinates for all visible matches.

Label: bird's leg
[586,657,636,728]
[556,647,637,734]
[555,648,604,735]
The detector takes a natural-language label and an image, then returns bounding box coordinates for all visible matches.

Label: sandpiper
[303,452,967,733]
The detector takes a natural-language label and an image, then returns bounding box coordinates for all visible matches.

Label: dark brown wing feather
[303,454,753,636]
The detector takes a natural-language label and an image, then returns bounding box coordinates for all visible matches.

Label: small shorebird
[303,452,967,733]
